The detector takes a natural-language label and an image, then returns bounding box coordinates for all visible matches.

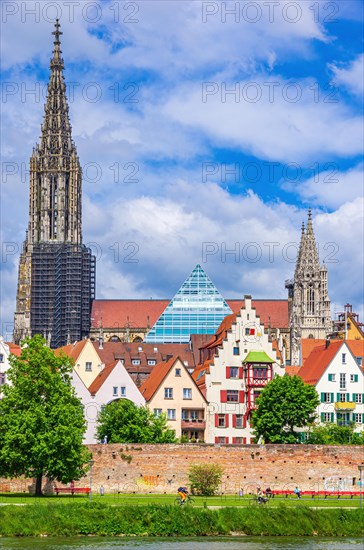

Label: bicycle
[250,495,268,505]
[174,494,195,506]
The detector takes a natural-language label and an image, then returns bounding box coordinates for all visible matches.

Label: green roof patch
[243,351,275,364]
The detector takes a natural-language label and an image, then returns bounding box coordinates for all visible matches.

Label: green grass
[0,502,363,537]
[0,492,361,508]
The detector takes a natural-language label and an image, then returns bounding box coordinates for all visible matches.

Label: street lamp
[358,465,364,509]
[89,459,94,503]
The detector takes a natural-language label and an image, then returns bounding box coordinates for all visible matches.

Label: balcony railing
[335,401,356,411]
[181,419,206,430]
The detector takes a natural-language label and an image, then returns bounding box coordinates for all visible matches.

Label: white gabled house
[87,360,145,443]
[297,340,364,431]
[194,296,285,444]
[0,338,21,392]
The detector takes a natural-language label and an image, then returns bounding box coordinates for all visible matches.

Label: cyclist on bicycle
[177,486,188,503]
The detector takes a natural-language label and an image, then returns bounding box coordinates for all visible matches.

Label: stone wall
[1,444,363,495]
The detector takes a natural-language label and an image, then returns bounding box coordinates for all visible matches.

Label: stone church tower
[286,210,331,365]
[13,21,95,348]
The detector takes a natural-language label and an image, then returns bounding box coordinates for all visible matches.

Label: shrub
[188,463,224,496]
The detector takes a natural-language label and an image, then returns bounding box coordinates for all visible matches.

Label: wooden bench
[54,487,90,496]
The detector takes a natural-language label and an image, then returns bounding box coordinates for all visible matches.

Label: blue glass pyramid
[145,264,232,343]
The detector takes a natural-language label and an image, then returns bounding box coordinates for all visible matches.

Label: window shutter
[352,393,357,402]
[331,393,334,403]
[352,413,356,422]
[215,437,219,444]
[336,393,340,401]
[243,416,247,428]
[232,415,236,428]
[215,414,219,427]
[239,391,245,403]
[328,374,333,381]
[321,393,325,403]
[232,437,236,444]
[346,393,350,401]
[354,374,358,382]
[331,413,334,422]
[220,390,227,402]
[226,367,230,379]
[243,437,247,444]
[225,437,229,444]
[225,414,229,428]
[320,413,325,422]
[239,367,244,379]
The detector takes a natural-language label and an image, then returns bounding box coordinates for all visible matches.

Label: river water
[0,538,362,549]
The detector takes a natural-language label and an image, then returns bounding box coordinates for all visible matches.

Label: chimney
[244,294,252,310]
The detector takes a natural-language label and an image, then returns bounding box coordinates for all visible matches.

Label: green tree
[251,375,319,443]
[306,422,364,445]
[0,335,91,496]
[188,463,224,496]
[96,399,176,443]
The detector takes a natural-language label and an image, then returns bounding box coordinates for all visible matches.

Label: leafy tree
[306,423,364,445]
[96,399,176,443]
[0,335,91,496]
[188,463,224,496]
[251,375,319,443]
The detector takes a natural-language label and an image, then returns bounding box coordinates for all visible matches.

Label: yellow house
[139,356,207,441]
[56,339,104,388]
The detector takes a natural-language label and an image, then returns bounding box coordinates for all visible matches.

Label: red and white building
[194,296,285,444]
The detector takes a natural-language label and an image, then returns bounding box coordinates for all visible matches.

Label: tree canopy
[251,375,319,443]
[306,423,364,445]
[0,335,90,495]
[96,399,176,443]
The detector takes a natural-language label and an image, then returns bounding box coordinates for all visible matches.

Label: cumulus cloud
[329,54,364,97]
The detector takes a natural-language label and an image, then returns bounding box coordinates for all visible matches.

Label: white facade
[87,360,145,443]
[203,297,285,444]
[0,338,21,392]
[314,343,364,432]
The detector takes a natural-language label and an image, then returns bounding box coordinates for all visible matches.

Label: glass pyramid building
[145,264,232,343]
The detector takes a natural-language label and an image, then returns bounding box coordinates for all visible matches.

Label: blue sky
[1,0,363,338]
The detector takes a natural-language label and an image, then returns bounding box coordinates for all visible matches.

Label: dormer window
[132,359,141,366]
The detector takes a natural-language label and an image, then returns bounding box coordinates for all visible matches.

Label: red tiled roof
[298,341,344,385]
[91,299,289,330]
[346,340,364,358]
[301,339,364,364]
[55,340,88,361]
[139,356,178,401]
[92,342,194,372]
[6,343,21,357]
[285,366,301,376]
[88,360,118,395]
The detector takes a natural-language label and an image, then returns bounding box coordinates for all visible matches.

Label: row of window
[214,413,247,428]
[154,409,203,421]
[215,436,250,444]
[112,386,126,397]
[85,359,157,371]
[321,393,363,403]
[164,387,192,399]
[327,373,359,388]
[321,412,362,424]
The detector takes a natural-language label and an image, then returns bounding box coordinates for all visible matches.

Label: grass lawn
[0,492,361,507]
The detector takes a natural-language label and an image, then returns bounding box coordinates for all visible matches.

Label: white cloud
[329,54,364,97]
[288,164,364,209]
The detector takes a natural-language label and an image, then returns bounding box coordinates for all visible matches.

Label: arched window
[109,335,121,342]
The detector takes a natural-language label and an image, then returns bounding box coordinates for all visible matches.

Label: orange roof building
[139,356,207,441]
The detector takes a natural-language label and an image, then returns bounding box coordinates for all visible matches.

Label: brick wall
[1,444,362,495]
